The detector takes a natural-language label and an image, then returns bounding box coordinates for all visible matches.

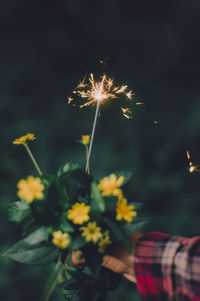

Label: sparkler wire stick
[85,97,101,173]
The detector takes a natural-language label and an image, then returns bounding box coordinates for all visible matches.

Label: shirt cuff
[134,232,184,300]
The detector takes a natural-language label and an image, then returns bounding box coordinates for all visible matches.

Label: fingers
[102,255,128,274]
[123,273,136,283]
[102,255,136,283]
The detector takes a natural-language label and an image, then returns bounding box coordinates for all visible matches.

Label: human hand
[102,231,144,283]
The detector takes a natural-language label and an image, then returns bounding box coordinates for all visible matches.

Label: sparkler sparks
[68,73,134,173]
[67,96,73,104]
[70,73,133,110]
[121,107,133,119]
[186,150,191,160]
[186,150,200,173]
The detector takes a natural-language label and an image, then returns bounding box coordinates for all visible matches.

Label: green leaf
[63,279,85,301]
[41,174,55,185]
[113,170,133,186]
[63,288,84,301]
[131,202,143,211]
[32,179,69,226]
[57,162,80,178]
[103,217,132,252]
[60,219,75,233]
[90,182,105,214]
[122,218,149,236]
[99,268,122,291]
[62,169,92,201]
[3,243,57,265]
[8,201,31,222]
[105,196,117,213]
[3,227,57,265]
[63,279,97,301]
[22,226,48,245]
[71,235,86,250]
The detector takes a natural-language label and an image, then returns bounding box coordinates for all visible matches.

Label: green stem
[40,255,65,301]
[45,265,64,301]
[24,143,43,176]
[85,144,90,175]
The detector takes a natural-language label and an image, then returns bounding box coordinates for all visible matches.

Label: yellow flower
[98,235,111,253]
[52,231,70,249]
[116,198,137,223]
[67,203,90,225]
[17,176,45,203]
[81,222,102,243]
[98,174,124,200]
[13,133,36,145]
[82,135,90,145]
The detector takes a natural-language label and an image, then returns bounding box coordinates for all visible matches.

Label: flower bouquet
[4,74,147,301]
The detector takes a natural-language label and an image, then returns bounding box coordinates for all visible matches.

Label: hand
[102,231,144,283]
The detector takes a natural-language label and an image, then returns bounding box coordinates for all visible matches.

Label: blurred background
[1,0,200,300]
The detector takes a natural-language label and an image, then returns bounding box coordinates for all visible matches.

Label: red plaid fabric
[134,232,200,301]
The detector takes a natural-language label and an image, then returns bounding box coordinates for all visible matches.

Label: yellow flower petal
[81,222,102,243]
[67,203,90,225]
[13,133,36,145]
[52,231,70,249]
[17,176,45,203]
[82,135,90,145]
[98,236,111,253]
[116,198,137,223]
[98,174,124,199]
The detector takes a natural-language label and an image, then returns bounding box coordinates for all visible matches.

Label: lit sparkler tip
[69,73,134,119]
[136,101,144,105]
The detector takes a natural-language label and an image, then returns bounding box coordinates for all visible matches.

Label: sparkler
[186,150,200,173]
[68,73,134,173]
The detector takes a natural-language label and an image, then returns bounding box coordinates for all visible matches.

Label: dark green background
[1,0,200,300]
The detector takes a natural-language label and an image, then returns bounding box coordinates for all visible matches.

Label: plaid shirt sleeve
[134,232,200,301]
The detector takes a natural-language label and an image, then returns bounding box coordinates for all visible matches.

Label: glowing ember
[121,107,133,119]
[69,73,134,114]
[126,90,133,100]
[186,150,191,160]
[186,150,200,173]
[67,96,73,104]
[188,164,200,173]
